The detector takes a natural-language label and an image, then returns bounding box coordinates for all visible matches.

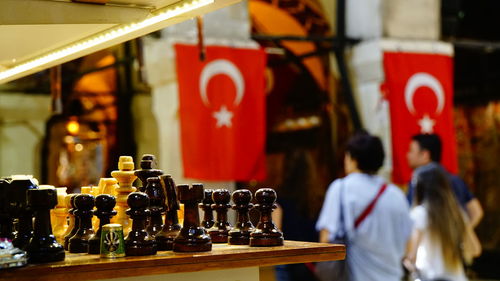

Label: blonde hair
[414,165,465,272]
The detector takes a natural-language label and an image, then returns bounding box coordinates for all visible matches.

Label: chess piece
[111,156,137,236]
[125,192,157,256]
[229,189,254,245]
[0,178,14,239]
[208,189,232,243]
[63,194,78,250]
[173,184,211,252]
[155,175,181,250]
[8,176,38,249]
[52,187,68,245]
[26,188,65,263]
[69,194,95,253]
[99,178,118,196]
[199,189,214,229]
[81,186,92,195]
[89,194,117,254]
[250,188,284,247]
[144,177,165,237]
[135,154,163,192]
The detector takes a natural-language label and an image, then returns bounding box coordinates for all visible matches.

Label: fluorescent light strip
[0,0,214,83]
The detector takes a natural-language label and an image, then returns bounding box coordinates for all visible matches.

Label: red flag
[175,44,267,181]
[383,52,458,184]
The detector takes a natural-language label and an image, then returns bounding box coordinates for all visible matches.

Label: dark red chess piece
[69,194,95,253]
[125,192,157,256]
[88,194,117,254]
[155,175,181,250]
[144,177,165,237]
[229,189,254,245]
[135,154,163,192]
[208,189,232,243]
[8,177,38,249]
[250,188,284,247]
[64,194,78,250]
[173,184,211,252]
[199,189,214,229]
[26,188,65,263]
[0,178,14,239]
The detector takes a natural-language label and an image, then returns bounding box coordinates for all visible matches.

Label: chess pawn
[69,194,95,253]
[52,187,68,245]
[229,189,255,245]
[125,192,157,256]
[250,188,284,247]
[155,175,181,251]
[208,189,232,243]
[89,195,117,254]
[26,188,65,263]
[8,176,38,249]
[111,156,137,237]
[63,194,78,250]
[144,177,165,237]
[199,189,214,229]
[173,184,211,252]
[135,154,163,192]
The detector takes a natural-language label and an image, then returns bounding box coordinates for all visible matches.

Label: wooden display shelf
[0,241,345,281]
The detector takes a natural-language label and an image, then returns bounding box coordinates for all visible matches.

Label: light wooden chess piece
[111,156,137,237]
[52,187,68,245]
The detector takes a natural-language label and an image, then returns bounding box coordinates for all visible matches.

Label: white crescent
[199,59,245,107]
[404,72,445,115]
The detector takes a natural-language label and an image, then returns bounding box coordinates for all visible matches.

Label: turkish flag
[175,44,267,181]
[383,52,458,184]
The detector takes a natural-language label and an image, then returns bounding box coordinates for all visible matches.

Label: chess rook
[144,177,166,237]
[135,154,163,192]
[155,175,181,251]
[9,176,38,250]
[89,194,117,254]
[199,189,214,229]
[111,156,137,236]
[26,188,65,263]
[250,188,284,247]
[173,184,211,252]
[228,189,254,245]
[208,189,232,243]
[69,194,95,253]
[125,192,157,256]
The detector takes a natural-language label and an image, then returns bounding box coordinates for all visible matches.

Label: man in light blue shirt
[316,133,412,281]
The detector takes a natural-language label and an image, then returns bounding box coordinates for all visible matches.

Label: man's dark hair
[412,134,442,163]
[346,132,385,174]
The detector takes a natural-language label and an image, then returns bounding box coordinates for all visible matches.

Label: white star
[213,105,233,128]
[418,114,435,133]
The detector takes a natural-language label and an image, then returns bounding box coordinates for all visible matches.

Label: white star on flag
[213,105,233,128]
[418,114,435,133]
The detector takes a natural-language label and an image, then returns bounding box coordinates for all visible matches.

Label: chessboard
[0,241,345,281]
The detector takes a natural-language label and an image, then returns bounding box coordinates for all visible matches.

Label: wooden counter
[0,241,345,281]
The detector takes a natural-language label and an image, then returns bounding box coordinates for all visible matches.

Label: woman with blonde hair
[405,164,481,280]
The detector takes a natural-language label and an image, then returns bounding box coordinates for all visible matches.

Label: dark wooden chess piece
[250,188,284,247]
[125,192,157,256]
[26,188,65,263]
[69,194,95,253]
[155,175,181,250]
[173,184,211,252]
[88,194,117,254]
[144,177,165,237]
[64,194,78,250]
[8,176,38,249]
[229,189,254,245]
[135,154,163,192]
[0,178,14,239]
[208,189,232,243]
[199,189,214,229]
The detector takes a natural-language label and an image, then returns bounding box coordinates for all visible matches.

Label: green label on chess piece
[100,224,125,258]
